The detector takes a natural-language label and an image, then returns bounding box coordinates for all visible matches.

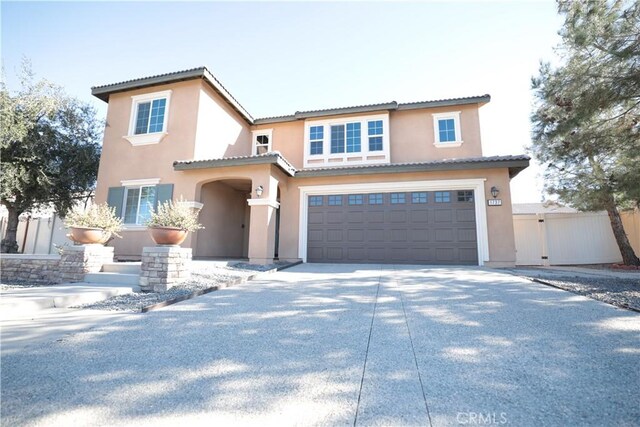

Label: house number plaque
[487,199,502,206]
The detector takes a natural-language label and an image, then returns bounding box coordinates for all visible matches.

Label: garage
[306,190,478,264]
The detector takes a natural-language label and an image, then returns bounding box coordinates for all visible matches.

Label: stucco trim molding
[124,132,168,146]
[298,179,490,265]
[120,178,161,187]
[178,201,204,210]
[247,199,280,209]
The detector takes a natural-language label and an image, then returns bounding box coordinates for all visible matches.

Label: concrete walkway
[2,264,639,426]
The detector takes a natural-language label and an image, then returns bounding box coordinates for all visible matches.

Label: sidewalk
[507,265,640,280]
[1,282,138,355]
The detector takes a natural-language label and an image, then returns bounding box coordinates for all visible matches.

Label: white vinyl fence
[0,215,70,255]
[513,209,640,266]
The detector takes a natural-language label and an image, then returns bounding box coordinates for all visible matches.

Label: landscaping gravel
[74,267,257,312]
[519,274,640,312]
[73,262,298,312]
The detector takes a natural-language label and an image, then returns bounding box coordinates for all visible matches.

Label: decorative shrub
[63,203,123,238]
[146,198,204,233]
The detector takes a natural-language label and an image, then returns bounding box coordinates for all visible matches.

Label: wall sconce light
[490,186,500,198]
[255,185,264,198]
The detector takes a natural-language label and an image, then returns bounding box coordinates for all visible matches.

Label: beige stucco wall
[255,104,483,169]
[193,84,252,160]
[389,106,482,163]
[197,181,249,258]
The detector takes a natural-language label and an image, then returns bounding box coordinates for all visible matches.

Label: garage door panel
[367,247,386,261]
[456,209,476,222]
[327,229,343,242]
[435,248,455,262]
[459,248,478,263]
[411,229,429,242]
[348,211,364,223]
[347,247,365,260]
[308,230,323,242]
[348,229,365,242]
[391,229,408,242]
[326,212,344,224]
[434,209,453,223]
[326,247,344,260]
[410,210,429,223]
[366,211,385,223]
[367,229,386,242]
[389,210,407,223]
[309,212,324,225]
[435,228,454,242]
[307,189,478,265]
[458,228,477,242]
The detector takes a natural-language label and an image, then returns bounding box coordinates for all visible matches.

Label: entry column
[247,198,279,265]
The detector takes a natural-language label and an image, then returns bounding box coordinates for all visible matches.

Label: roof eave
[91,67,255,124]
[295,158,529,178]
[396,95,491,111]
[173,154,296,176]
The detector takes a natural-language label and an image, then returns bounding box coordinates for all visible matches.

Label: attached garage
[306,189,478,265]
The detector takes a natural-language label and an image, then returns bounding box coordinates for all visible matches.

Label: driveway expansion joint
[398,283,433,427]
[353,270,382,427]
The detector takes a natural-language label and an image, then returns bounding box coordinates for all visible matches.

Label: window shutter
[106,187,125,218]
[155,184,174,209]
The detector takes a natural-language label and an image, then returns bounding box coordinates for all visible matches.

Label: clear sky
[1,1,563,203]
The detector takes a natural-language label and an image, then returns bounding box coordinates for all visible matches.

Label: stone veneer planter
[140,246,192,292]
[0,245,114,284]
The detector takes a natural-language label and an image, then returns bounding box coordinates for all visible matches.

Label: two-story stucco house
[91,67,529,266]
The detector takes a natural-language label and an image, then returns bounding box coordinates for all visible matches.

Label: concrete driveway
[2,264,639,426]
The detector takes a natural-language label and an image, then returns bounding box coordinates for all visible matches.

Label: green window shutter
[106,187,125,218]
[155,184,174,209]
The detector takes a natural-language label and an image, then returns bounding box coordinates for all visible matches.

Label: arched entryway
[195,179,252,259]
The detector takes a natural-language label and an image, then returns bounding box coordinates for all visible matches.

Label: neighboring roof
[173,152,296,176]
[174,153,529,179]
[254,95,491,124]
[296,155,529,179]
[91,67,254,124]
[512,202,579,215]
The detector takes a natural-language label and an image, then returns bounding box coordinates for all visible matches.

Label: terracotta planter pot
[148,227,188,245]
[69,226,111,244]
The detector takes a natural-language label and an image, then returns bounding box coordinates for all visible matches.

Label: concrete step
[85,272,140,286]
[102,262,141,274]
[0,283,137,319]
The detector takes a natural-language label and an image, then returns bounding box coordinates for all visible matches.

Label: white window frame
[252,129,273,155]
[124,90,172,146]
[120,178,161,229]
[303,113,390,168]
[298,179,489,265]
[432,111,463,148]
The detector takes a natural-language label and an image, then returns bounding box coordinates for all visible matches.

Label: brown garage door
[307,190,478,265]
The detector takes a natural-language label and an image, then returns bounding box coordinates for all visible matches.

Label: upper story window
[368,120,383,151]
[432,111,463,148]
[125,90,172,147]
[252,129,273,155]
[304,114,390,168]
[310,126,324,155]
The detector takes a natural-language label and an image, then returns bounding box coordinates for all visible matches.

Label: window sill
[122,225,148,231]
[124,132,168,146]
[434,141,463,148]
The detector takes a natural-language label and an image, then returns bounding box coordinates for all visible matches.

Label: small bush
[63,203,123,238]
[146,198,204,233]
